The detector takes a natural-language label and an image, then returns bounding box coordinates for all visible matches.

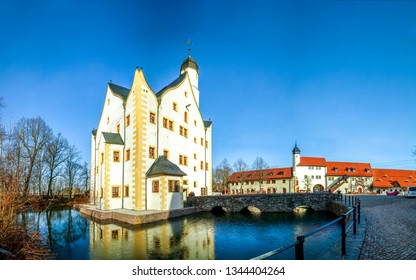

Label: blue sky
[1,0,415,170]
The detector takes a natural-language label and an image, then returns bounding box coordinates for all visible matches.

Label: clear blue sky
[1,0,415,170]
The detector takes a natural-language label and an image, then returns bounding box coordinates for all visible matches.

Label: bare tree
[14,117,52,196]
[213,158,233,194]
[64,145,81,200]
[44,133,69,198]
[79,162,90,194]
[233,158,248,193]
[252,157,269,193]
[303,175,313,192]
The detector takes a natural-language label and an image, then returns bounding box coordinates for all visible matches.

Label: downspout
[93,132,97,205]
[121,101,126,209]
[204,126,207,195]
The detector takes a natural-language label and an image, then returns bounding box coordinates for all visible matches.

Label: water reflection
[88,215,215,260]
[22,207,340,260]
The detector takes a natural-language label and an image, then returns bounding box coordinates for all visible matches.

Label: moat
[22,206,340,260]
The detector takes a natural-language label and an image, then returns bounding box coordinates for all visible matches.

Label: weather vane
[185,39,192,57]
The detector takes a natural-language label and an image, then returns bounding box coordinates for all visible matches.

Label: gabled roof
[326,161,372,177]
[298,157,326,167]
[108,83,130,101]
[102,132,124,145]
[156,72,187,98]
[229,167,292,182]
[146,156,187,177]
[372,168,416,188]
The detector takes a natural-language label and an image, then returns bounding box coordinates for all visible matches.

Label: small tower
[180,41,200,105]
[292,143,301,176]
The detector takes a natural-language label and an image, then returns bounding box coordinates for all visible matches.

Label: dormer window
[334,168,338,172]
[268,172,273,176]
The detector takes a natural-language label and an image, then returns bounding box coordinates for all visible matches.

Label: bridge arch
[313,184,324,192]
[211,205,228,215]
[240,205,262,214]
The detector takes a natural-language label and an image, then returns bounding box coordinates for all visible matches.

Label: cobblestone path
[358,195,416,260]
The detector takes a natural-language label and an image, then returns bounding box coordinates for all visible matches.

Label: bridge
[187,193,345,213]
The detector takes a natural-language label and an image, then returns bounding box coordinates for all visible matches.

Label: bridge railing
[251,195,361,260]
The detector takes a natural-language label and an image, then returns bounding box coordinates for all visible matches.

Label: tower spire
[185,39,192,57]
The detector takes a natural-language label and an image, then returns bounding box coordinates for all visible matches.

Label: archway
[313,184,324,192]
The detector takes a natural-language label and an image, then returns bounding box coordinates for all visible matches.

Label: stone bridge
[187,193,343,213]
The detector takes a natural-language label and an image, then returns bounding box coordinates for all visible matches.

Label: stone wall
[187,193,338,213]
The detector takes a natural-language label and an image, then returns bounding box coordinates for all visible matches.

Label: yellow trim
[104,143,111,209]
[161,176,167,210]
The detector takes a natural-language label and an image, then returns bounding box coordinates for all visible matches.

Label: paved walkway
[358,195,416,260]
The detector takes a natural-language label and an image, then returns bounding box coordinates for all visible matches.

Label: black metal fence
[251,194,361,260]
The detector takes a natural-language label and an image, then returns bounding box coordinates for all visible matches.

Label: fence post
[295,236,305,260]
[353,206,357,235]
[357,201,361,224]
[341,214,347,256]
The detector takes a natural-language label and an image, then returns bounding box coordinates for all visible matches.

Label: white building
[91,54,212,211]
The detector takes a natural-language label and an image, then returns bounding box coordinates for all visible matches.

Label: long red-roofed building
[227,144,415,195]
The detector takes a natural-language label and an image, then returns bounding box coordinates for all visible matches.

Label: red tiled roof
[298,157,326,167]
[372,168,416,188]
[229,167,292,182]
[326,161,372,177]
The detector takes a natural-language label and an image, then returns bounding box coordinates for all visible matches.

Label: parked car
[404,186,416,198]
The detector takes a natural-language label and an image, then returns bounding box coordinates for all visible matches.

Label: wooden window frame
[113,151,120,162]
[112,186,120,198]
[149,146,156,159]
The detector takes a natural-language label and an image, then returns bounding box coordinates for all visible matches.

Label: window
[317,175,322,179]
[282,179,286,183]
[205,141,209,149]
[149,146,156,159]
[201,187,207,195]
[152,180,159,193]
[183,180,188,185]
[100,153,104,164]
[113,151,120,162]
[173,102,178,112]
[106,117,109,124]
[163,149,169,159]
[163,117,168,128]
[184,111,188,123]
[179,155,188,166]
[112,186,120,197]
[169,120,173,131]
[126,114,130,126]
[116,124,120,133]
[205,163,209,171]
[200,138,204,146]
[311,175,315,179]
[194,181,197,188]
[124,185,129,197]
[168,180,180,192]
[100,188,103,198]
[150,112,156,124]
[126,149,130,161]
[194,153,197,160]
[200,161,204,170]
[180,126,188,138]
[107,98,110,105]
[194,120,197,127]
[111,230,119,240]
[272,180,276,184]
[194,137,197,144]
[185,91,188,97]
[194,166,197,172]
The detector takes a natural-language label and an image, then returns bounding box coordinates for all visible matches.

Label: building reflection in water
[87,216,215,260]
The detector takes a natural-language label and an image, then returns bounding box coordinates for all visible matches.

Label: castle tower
[292,143,301,176]
[180,52,200,106]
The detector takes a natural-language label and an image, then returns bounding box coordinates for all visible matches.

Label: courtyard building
[228,144,415,195]
[91,54,212,211]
